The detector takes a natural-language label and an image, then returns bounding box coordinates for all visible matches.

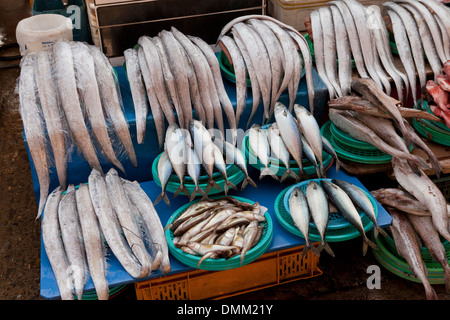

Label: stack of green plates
[165,195,273,271]
[152,152,246,198]
[321,121,394,164]
[241,125,333,180]
[274,179,378,242]
[412,99,450,146]
[370,230,450,284]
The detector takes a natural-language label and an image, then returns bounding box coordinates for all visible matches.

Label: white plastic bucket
[16,14,73,56]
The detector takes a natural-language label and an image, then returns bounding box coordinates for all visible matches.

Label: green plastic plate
[165,195,273,271]
[329,122,378,150]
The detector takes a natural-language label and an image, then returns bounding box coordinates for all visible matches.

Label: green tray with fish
[370,231,450,284]
[413,119,450,147]
[152,152,246,199]
[321,121,393,164]
[329,122,378,150]
[415,99,450,133]
[274,178,377,242]
[241,127,333,180]
[165,195,273,271]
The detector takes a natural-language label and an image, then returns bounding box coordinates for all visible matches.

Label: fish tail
[241,175,258,190]
[259,166,280,181]
[280,168,299,183]
[377,226,389,238]
[319,240,335,258]
[190,185,206,202]
[363,235,378,256]
[225,179,238,195]
[197,252,215,269]
[424,283,439,300]
[205,179,223,195]
[301,243,310,261]
[173,184,190,198]
[154,191,171,207]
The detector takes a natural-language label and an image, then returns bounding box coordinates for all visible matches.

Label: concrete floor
[1,0,450,301]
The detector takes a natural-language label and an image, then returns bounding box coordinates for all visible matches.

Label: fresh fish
[319,6,343,98]
[217,216,251,233]
[42,187,74,300]
[53,41,103,173]
[322,180,378,256]
[19,53,50,219]
[90,45,138,167]
[165,123,190,198]
[407,213,450,294]
[329,109,429,171]
[211,143,238,195]
[330,5,351,96]
[34,50,67,189]
[321,136,341,172]
[58,185,87,300]
[88,169,143,278]
[137,46,165,152]
[332,179,388,239]
[213,138,257,190]
[249,124,279,181]
[152,36,185,129]
[190,119,222,195]
[301,135,322,178]
[289,187,321,259]
[124,48,149,144]
[274,102,306,178]
[371,187,431,216]
[306,181,334,257]
[154,151,172,206]
[391,157,450,244]
[173,209,216,237]
[218,35,247,128]
[176,215,216,247]
[388,208,438,300]
[240,220,259,264]
[216,227,238,246]
[204,207,238,231]
[122,179,171,274]
[72,42,126,173]
[188,35,237,145]
[266,124,299,182]
[187,241,239,268]
[75,183,109,300]
[106,168,152,277]
[186,146,206,201]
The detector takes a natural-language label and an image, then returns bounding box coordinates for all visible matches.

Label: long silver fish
[88,169,143,278]
[289,187,321,259]
[106,168,152,278]
[186,146,206,201]
[58,184,87,300]
[301,135,322,178]
[306,181,334,257]
[19,53,50,219]
[42,187,74,300]
[75,183,109,300]
[249,124,279,181]
[321,136,341,172]
[388,208,438,300]
[34,50,67,189]
[154,151,173,206]
[267,124,299,182]
[322,180,378,256]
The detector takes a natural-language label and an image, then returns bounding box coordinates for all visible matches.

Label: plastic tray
[329,122,378,150]
[164,195,273,271]
[416,99,450,133]
[274,179,377,242]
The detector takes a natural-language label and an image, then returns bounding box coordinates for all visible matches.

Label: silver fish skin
[89,45,138,167]
[211,142,238,195]
[407,213,450,294]
[391,157,450,244]
[186,146,206,201]
[137,46,165,152]
[122,179,171,274]
[332,179,388,239]
[75,183,109,300]
[306,181,334,257]
[388,209,438,300]
[321,180,378,256]
[165,123,189,198]
[19,53,50,219]
[267,124,299,182]
[301,135,322,178]
[124,48,149,145]
[42,187,74,300]
[106,168,152,278]
[213,138,257,190]
[72,42,126,174]
[88,169,143,278]
[289,187,320,259]
[154,151,173,207]
[58,184,87,300]
[321,136,341,172]
[34,50,67,189]
[240,220,259,264]
[249,124,279,181]
[274,102,306,178]
[177,215,216,246]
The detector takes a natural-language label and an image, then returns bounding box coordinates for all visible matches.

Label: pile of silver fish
[307,0,450,104]
[371,187,450,300]
[42,168,169,300]
[248,102,340,182]
[288,179,385,259]
[329,78,442,177]
[167,197,267,268]
[423,60,450,127]
[18,40,137,219]
[124,27,237,148]
[217,14,315,125]
[155,119,257,207]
